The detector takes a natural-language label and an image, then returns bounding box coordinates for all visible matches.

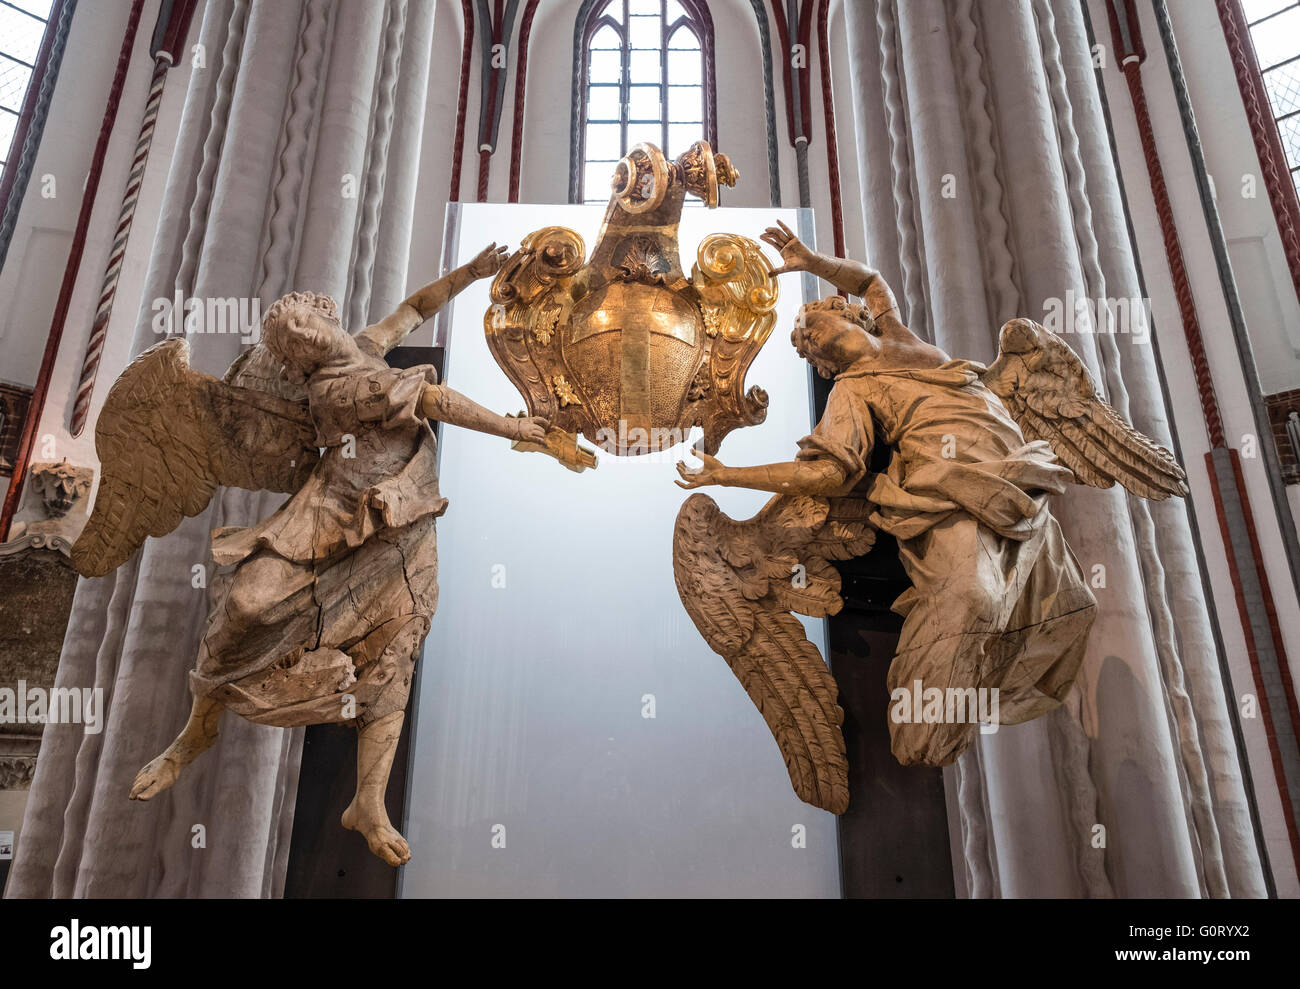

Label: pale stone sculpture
[0,459,95,558]
[71,244,548,866]
[29,459,94,518]
[673,222,1189,814]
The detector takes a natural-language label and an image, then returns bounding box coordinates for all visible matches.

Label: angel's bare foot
[341,798,411,866]
[130,753,183,800]
[129,695,223,801]
[344,709,409,866]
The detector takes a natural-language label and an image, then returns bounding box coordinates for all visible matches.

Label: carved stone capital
[29,459,94,519]
[0,755,37,790]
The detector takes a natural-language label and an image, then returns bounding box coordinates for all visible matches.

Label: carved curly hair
[261,291,343,383]
[263,291,339,333]
[795,294,875,334]
[790,295,877,378]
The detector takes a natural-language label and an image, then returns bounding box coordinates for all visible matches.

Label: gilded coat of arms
[485,141,778,461]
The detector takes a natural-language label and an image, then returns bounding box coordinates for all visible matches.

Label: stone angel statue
[672,221,1188,814]
[71,244,548,866]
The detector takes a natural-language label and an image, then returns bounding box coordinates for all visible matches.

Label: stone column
[8,0,437,898]
[842,0,1265,897]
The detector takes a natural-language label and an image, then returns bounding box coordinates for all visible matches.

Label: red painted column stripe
[1,0,148,542]
[508,0,540,203]
[1118,54,1226,447]
[448,0,475,203]
[475,3,503,203]
[816,0,844,262]
[68,56,170,438]
[68,0,196,438]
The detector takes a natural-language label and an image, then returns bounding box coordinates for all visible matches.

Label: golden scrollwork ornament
[485,141,776,460]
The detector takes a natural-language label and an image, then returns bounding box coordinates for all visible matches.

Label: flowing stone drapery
[844,0,1266,897]
[8,0,437,898]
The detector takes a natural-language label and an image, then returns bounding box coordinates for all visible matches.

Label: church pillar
[1058,0,1266,900]
[842,0,1266,897]
[8,0,437,898]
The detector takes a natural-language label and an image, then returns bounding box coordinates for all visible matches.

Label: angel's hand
[467,243,510,280]
[675,450,727,489]
[510,415,550,444]
[760,219,817,276]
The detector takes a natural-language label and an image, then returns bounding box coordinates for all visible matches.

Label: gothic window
[0,0,53,184]
[576,0,716,204]
[1242,0,1300,198]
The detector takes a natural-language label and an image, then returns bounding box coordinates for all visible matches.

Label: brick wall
[0,384,33,477]
[1265,388,1300,484]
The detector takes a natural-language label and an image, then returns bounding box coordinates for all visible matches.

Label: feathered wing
[673,492,875,813]
[71,338,319,577]
[981,317,1189,500]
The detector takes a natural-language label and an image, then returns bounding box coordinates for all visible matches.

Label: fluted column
[294,1,385,301]
[843,12,905,310]
[9,0,438,898]
[894,0,991,359]
[369,0,435,319]
[842,0,1265,897]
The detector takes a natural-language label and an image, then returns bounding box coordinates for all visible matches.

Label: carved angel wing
[71,338,319,577]
[981,317,1189,500]
[673,492,875,813]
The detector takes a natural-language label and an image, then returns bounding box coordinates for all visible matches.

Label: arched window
[0,0,55,184]
[1220,0,1300,313]
[1241,0,1300,197]
[573,0,716,204]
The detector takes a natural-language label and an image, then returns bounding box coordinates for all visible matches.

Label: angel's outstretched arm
[420,383,548,443]
[356,243,509,356]
[675,451,847,496]
[759,220,902,325]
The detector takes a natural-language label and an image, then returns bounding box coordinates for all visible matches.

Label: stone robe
[190,344,444,729]
[797,359,1097,765]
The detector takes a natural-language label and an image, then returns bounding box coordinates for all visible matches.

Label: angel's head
[792,295,879,378]
[262,291,347,384]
